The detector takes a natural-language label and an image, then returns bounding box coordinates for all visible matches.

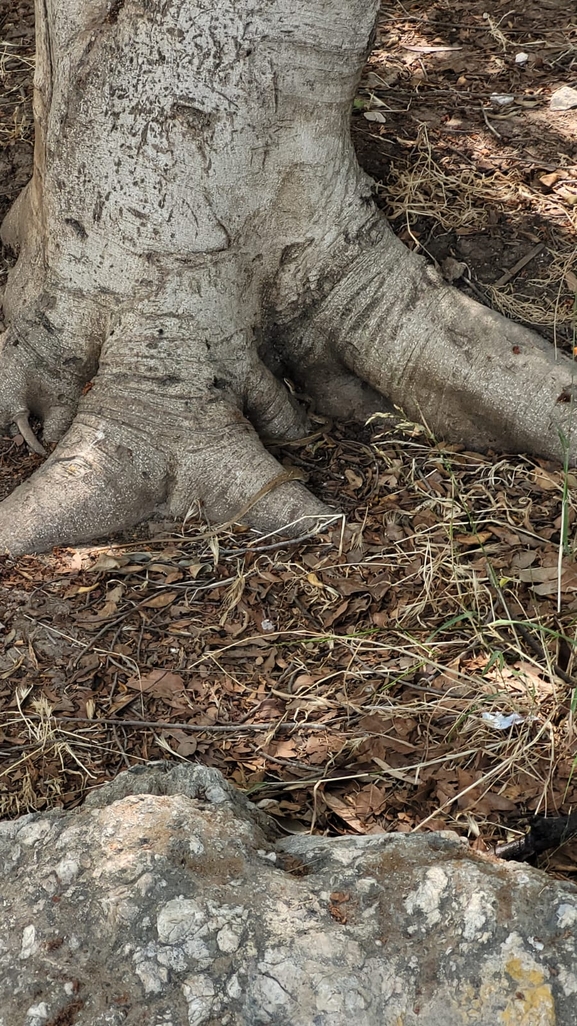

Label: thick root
[0,366,332,555]
[0,417,167,556]
[0,294,102,447]
[288,225,577,464]
[5,226,577,554]
[2,0,575,556]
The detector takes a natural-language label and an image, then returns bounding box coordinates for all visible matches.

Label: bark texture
[1,0,576,555]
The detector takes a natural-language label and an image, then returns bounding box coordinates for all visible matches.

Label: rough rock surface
[1,763,576,1025]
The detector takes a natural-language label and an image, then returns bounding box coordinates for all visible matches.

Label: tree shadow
[353,0,577,348]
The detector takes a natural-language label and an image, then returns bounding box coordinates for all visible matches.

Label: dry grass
[1,1,577,874]
[0,42,34,142]
[381,127,577,333]
[2,419,577,873]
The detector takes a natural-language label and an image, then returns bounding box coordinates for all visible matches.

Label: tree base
[1,0,576,555]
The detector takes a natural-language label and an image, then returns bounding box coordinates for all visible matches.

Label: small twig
[494,244,545,288]
[481,105,502,139]
[262,752,322,773]
[219,531,335,556]
[111,724,131,769]
[0,712,329,733]
[464,278,492,305]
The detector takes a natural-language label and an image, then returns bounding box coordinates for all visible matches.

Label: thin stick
[494,243,545,287]
[0,712,330,733]
[481,105,502,139]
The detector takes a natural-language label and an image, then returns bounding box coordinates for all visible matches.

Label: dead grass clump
[2,417,577,876]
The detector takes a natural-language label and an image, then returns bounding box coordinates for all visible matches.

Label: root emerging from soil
[1,0,576,556]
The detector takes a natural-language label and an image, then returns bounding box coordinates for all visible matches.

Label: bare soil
[1,0,577,877]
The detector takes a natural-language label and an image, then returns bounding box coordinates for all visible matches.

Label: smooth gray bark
[1,0,575,555]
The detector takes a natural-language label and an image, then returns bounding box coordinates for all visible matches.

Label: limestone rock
[1,763,576,1025]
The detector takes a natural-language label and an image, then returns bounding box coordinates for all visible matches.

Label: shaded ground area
[357,0,577,346]
[1,0,577,876]
[0,0,32,304]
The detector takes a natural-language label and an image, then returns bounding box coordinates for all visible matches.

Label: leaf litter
[1,0,577,877]
[2,416,577,878]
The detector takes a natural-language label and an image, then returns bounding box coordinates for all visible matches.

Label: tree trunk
[1,0,575,556]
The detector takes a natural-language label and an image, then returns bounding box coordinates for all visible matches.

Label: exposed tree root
[290,224,577,461]
[3,232,575,556]
[1,0,575,556]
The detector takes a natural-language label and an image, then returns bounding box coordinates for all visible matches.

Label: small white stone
[490,93,515,106]
[182,975,215,1026]
[157,898,205,944]
[550,85,577,111]
[557,903,577,929]
[20,924,37,959]
[226,974,243,1000]
[134,960,169,995]
[55,857,80,885]
[25,1003,49,1025]
[217,924,241,953]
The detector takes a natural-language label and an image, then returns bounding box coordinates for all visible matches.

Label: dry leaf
[142,591,178,608]
[540,171,564,189]
[511,551,537,570]
[125,669,185,699]
[454,531,492,546]
[306,572,324,589]
[164,729,198,757]
[77,583,125,621]
[88,553,129,572]
[323,793,365,833]
[532,467,561,491]
[344,468,364,489]
[516,566,559,583]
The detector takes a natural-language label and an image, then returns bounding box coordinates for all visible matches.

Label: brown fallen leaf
[88,553,129,571]
[142,591,178,608]
[328,902,348,924]
[124,669,185,700]
[454,531,492,546]
[539,170,564,189]
[344,468,363,489]
[77,584,124,621]
[532,467,561,491]
[163,729,198,757]
[510,551,537,570]
[323,793,365,833]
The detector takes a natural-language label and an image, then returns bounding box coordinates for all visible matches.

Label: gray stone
[0,763,575,1025]
[550,85,577,111]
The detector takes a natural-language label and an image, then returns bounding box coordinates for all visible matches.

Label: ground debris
[1,418,577,879]
[1,0,576,879]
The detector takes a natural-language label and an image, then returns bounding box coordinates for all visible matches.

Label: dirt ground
[1,0,577,877]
